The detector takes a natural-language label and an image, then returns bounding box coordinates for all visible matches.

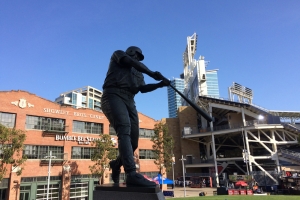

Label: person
[101,46,170,187]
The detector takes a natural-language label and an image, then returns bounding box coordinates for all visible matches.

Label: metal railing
[26,123,69,133]
[44,124,68,133]
[279,148,300,161]
[184,158,214,165]
[183,119,275,135]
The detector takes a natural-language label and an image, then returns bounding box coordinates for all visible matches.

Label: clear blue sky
[1,0,299,120]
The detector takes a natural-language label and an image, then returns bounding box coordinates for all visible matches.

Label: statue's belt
[103,88,135,98]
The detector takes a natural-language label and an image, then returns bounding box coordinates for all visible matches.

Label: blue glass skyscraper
[206,70,220,98]
[168,78,184,118]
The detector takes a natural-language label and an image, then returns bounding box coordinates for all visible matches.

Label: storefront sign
[55,134,117,146]
[43,108,104,120]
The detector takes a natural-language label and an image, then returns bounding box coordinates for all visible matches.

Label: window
[70,182,88,200]
[26,116,65,131]
[36,184,59,200]
[139,149,155,159]
[0,112,16,128]
[71,147,95,159]
[0,144,12,157]
[139,128,155,138]
[73,121,103,134]
[23,145,64,159]
[0,178,8,186]
[109,124,117,135]
[0,189,6,200]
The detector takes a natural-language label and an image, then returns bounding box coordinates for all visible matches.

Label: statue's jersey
[102,50,145,94]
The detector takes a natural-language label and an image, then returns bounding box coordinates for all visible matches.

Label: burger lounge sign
[55,134,117,146]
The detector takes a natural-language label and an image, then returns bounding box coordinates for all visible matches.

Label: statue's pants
[101,90,138,174]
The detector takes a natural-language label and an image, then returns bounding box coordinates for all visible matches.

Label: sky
[1,0,300,120]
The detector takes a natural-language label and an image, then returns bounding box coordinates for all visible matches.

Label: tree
[151,122,174,174]
[89,134,118,184]
[0,124,27,182]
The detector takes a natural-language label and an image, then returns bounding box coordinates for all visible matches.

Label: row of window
[108,171,159,183]
[22,145,155,160]
[109,125,155,138]
[0,112,154,137]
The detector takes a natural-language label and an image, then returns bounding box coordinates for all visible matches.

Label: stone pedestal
[93,183,165,200]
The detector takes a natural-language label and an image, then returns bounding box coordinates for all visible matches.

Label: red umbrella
[235,181,248,187]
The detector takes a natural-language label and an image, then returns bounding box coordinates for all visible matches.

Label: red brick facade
[0,90,159,200]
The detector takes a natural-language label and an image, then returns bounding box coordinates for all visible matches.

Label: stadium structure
[164,33,300,191]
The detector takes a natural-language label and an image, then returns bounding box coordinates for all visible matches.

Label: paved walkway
[164,186,217,198]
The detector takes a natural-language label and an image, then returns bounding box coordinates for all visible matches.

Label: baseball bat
[169,84,213,122]
[157,72,213,122]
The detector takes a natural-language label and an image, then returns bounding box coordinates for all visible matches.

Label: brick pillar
[8,170,21,200]
[61,165,71,200]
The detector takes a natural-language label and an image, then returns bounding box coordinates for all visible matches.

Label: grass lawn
[172,195,300,200]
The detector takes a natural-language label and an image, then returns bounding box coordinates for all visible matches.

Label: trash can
[163,191,174,197]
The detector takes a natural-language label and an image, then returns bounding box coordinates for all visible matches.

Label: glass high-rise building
[168,78,184,118]
[55,86,102,111]
[206,70,220,98]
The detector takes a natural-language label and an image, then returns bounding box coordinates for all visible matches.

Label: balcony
[40,153,68,165]
[184,157,215,168]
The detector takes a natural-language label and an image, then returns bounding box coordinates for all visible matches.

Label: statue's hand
[151,71,164,81]
[158,79,170,88]
[161,78,170,87]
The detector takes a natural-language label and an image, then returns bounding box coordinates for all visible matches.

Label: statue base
[93,183,165,200]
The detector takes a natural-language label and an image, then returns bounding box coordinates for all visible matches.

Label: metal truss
[245,128,298,184]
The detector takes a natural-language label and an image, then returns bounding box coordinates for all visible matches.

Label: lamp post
[160,164,164,192]
[45,151,56,200]
[172,155,175,190]
[179,155,186,197]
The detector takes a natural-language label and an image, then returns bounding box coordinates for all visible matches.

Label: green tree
[0,124,27,182]
[89,134,118,184]
[151,122,174,174]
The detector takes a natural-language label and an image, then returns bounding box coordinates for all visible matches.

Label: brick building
[0,90,159,200]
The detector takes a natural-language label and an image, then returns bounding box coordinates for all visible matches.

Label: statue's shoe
[126,172,157,187]
[109,160,120,183]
